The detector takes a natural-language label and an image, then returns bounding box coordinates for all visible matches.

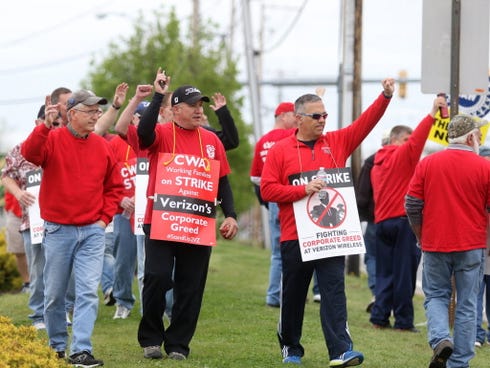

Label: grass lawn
[1,240,490,367]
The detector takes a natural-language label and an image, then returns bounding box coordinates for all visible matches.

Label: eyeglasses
[299,112,328,120]
[73,108,103,117]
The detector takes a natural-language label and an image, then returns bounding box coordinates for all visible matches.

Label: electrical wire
[261,0,308,53]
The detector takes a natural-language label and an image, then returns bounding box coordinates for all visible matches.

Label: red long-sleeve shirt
[261,92,391,242]
[407,147,490,252]
[371,114,434,223]
[21,124,124,226]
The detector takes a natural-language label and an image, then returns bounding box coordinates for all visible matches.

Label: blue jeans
[136,234,145,315]
[101,230,115,294]
[136,233,172,317]
[112,214,137,310]
[266,202,282,306]
[22,230,45,325]
[43,221,105,355]
[423,249,484,368]
[476,274,490,343]
[363,222,376,296]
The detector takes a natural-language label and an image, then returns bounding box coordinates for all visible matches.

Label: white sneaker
[475,341,482,348]
[66,312,72,326]
[113,305,131,319]
[33,321,46,330]
[313,294,321,303]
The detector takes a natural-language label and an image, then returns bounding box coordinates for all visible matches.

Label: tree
[84,6,253,214]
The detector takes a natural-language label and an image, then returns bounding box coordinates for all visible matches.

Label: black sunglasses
[299,112,328,120]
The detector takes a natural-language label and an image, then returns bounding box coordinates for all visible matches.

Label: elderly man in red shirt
[406,114,490,368]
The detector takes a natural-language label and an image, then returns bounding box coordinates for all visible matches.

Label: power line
[0,1,115,48]
[0,52,95,75]
[261,0,308,53]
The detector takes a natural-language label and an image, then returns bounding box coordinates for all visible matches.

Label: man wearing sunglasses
[261,78,394,367]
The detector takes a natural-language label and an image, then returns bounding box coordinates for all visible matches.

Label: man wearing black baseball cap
[136,69,238,361]
[170,85,210,107]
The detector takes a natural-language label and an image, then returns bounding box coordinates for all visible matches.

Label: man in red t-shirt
[406,114,490,368]
[250,101,296,307]
[136,69,238,361]
[369,96,445,332]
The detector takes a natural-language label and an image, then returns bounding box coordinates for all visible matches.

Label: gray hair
[294,94,322,114]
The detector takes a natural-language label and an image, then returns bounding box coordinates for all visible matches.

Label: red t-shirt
[250,128,295,180]
[371,114,434,223]
[4,191,22,218]
[144,122,231,224]
[110,135,137,199]
[407,148,490,252]
[261,92,391,242]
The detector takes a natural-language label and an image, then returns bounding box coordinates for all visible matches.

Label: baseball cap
[171,85,209,107]
[274,102,294,117]
[447,114,488,139]
[66,89,108,111]
[135,101,150,117]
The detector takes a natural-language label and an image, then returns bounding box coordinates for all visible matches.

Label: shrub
[0,316,69,367]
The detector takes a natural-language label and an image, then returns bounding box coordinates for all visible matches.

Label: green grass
[2,241,490,367]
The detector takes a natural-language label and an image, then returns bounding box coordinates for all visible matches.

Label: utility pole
[339,0,362,276]
[192,0,200,48]
[241,0,270,249]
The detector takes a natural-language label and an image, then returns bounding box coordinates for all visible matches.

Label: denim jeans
[112,214,137,310]
[43,221,105,355]
[363,222,376,296]
[101,230,115,294]
[266,202,282,306]
[136,234,145,315]
[136,232,172,317]
[22,230,45,325]
[423,249,484,368]
[476,274,490,343]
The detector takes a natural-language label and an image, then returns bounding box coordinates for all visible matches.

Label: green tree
[84,7,253,214]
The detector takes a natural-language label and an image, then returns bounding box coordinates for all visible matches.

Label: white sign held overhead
[421,0,490,95]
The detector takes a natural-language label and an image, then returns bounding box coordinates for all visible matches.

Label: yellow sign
[428,108,489,146]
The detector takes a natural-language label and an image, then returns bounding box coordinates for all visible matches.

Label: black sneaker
[429,340,453,368]
[68,351,104,367]
[56,351,66,359]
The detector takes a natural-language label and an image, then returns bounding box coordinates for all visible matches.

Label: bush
[0,228,22,293]
[0,316,69,367]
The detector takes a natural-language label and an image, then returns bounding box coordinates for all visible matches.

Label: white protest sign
[293,167,365,262]
[134,158,149,235]
[25,169,43,245]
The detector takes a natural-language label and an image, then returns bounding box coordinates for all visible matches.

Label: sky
[0,0,488,157]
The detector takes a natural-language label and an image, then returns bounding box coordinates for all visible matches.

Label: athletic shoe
[329,350,364,367]
[143,346,163,359]
[283,355,301,364]
[66,312,72,327]
[68,351,103,367]
[168,352,186,360]
[33,321,46,330]
[103,288,116,306]
[113,305,131,319]
[313,294,321,303]
[475,341,482,348]
[56,351,66,359]
[429,340,453,368]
